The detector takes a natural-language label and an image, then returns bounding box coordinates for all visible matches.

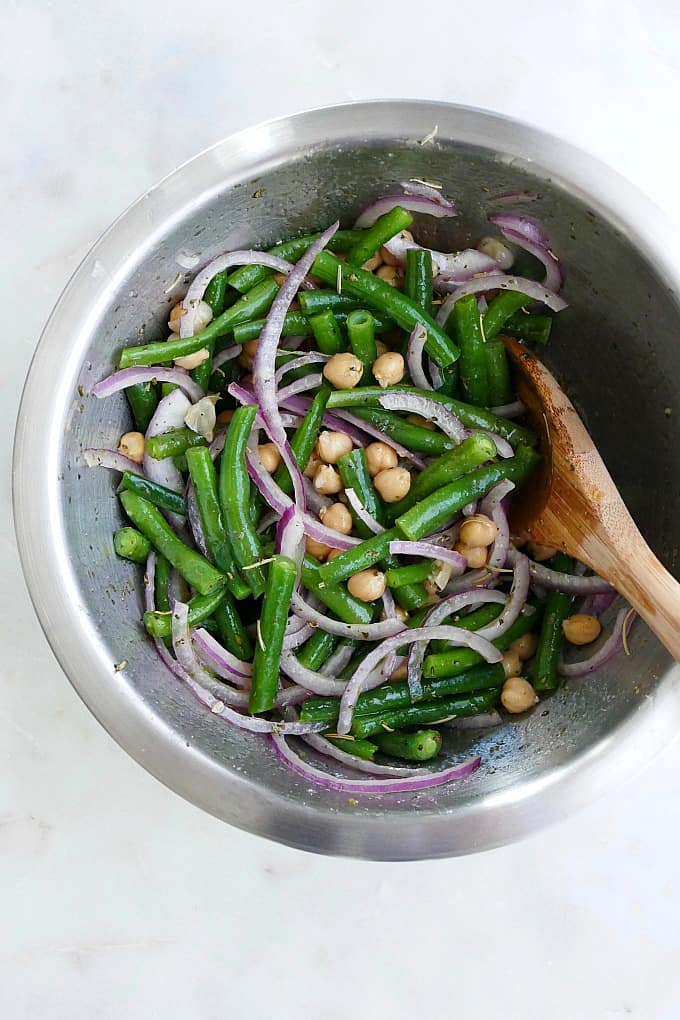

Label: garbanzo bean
[477,236,515,270]
[501,677,538,714]
[527,541,558,562]
[454,542,488,569]
[459,514,498,548]
[305,536,331,561]
[347,569,386,602]
[257,443,281,473]
[313,465,343,495]
[317,430,353,464]
[174,347,210,371]
[501,649,523,680]
[323,352,364,389]
[374,466,411,503]
[319,502,353,535]
[509,632,540,660]
[562,614,602,645]
[118,431,145,464]
[372,351,405,388]
[365,442,398,477]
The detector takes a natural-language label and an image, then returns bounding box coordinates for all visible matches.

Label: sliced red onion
[302,476,331,516]
[290,591,404,641]
[330,408,425,467]
[427,357,444,390]
[489,400,526,419]
[382,232,498,281]
[185,480,208,555]
[345,487,385,535]
[488,213,564,293]
[446,710,503,730]
[462,501,478,517]
[274,352,328,384]
[280,653,346,696]
[192,627,251,684]
[507,546,614,594]
[212,345,241,370]
[400,180,454,209]
[445,568,493,593]
[92,366,203,403]
[321,642,356,678]
[179,250,315,339]
[282,624,315,651]
[377,392,466,444]
[490,191,540,205]
[302,732,422,777]
[581,590,618,618]
[354,195,456,230]
[559,608,631,677]
[272,733,481,794]
[144,390,191,528]
[276,373,324,404]
[276,504,306,575]
[406,324,431,391]
[388,540,467,574]
[476,554,530,641]
[337,625,502,735]
[436,275,567,323]
[83,449,141,474]
[481,480,514,572]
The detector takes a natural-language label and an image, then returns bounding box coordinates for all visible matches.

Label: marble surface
[4,1,680,1016]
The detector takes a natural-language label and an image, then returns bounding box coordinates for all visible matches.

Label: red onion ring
[83,449,141,474]
[290,591,405,641]
[406,324,432,391]
[276,373,324,404]
[301,732,423,777]
[488,213,563,293]
[92,366,203,403]
[353,194,457,229]
[506,546,614,594]
[488,400,526,419]
[476,554,530,641]
[480,480,515,572]
[382,232,497,281]
[400,180,455,208]
[559,608,632,677]
[436,275,567,322]
[388,540,467,574]
[377,391,466,444]
[212,345,241,370]
[274,352,328,384]
[446,710,503,730]
[279,653,346,697]
[191,627,252,684]
[345,488,385,535]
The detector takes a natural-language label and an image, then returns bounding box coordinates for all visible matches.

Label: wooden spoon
[502,335,680,659]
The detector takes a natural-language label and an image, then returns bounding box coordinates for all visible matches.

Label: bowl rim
[13,99,680,860]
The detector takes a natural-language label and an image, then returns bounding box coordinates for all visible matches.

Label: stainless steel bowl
[13,101,680,860]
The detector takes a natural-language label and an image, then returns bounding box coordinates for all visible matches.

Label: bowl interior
[17,104,680,858]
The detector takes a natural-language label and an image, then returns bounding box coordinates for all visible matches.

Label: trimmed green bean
[384,561,432,588]
[226,230,364,294]
[346,207,414,267]
[113,527,151,563]
[297,630,337,671]
[120,490,225,595]
[483,291,532,340]
[317,527,398,585]
[484,339,513,406]
[301,556,374,626]
[336,448,384,536]
[249,555,297,714]
[532,552,574,692]
[347,310,377,383]
[119,279,279,367]
[344,405,454,455]
[154,554,171,614]
[396,445,540,541]
[422,610,539,678]
[145,428,207,461]
[405,247,433,319]
[351,690,499,739]
[214,590,253,660]
[143,588,225,638]
[232,311,310,345]
[298,291,364,317]
[186,446,250,600]
[121,471,186,516]
[273,386,331,496]
[503,311,553,346]
[126,382,158,433]
[373,728,442,761]
[309,309,345,355]
[311,251,459,369]
[325,736,378,760]
[219,406,267,598]
[453,294,488,406]
[203,272,230,316]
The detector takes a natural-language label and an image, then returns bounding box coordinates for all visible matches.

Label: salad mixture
[86,182,632,794]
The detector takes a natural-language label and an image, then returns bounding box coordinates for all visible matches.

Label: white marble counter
[4,1,680,1016]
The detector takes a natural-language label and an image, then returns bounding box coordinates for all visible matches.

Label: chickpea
[273,272,287,286]
[169,299,212,333]
[347,569,386,602]
[168,302,184,332]
[314,464,343,495]
[454,542,488,569]
[365,441,398,477]
[362,254,383,272]
[477,236,515,271]
[304,452,322,479]
[305,536,331,561]
[372,351,405,388]
[562,614,602,646]
[216,409,234,425]
[406,413,437,431]
[374,467,411,503]
[174,346,210,371]
[257,443,281,473]
[118,431,145,464]
[239,338,259,369]
[395,605,409,623]
[319,502,353,535]
[323,352,364,389]
[379,231,412,266]
[459,514,498,548]
[501,677,538,714]
[501,649,523,680]
[509,632,539,661]
[390,661,408,681]
[326,548,344,561]
[527,541,558,562]
[375,340,389,357]
[317,430,353,464]
[376,265,402,287]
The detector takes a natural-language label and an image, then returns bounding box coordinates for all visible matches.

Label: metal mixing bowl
[13,101,680,860]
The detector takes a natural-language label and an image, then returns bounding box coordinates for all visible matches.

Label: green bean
[121,471,186,516]
[219,406,267,598]
[346,310,377,383]
[346,207,414,267]
[250,554,297,714]
[384,561,432,588]
[422,611,539,678]
[126,382,158,432]
[273,386,331,496]
[113,527,151,563]
[325,736,378,760]
[336,448,384,536]
[395,444,540,541]
[154,554,171,614]
[484,339,513,406]
[214,590,253,660]
[301,555,374,626]
[336,310,393,334]
[343,405,454,455]
[298,291,364,317]
[483,291,532,340]
[297,629,337,671]
[232,311,311,345]
[226,230,364,293]
[405,248,433,318]
[119,279,279,368]
[311,252,459,369]
[386,433,498,519]
[503,311,553,346]
[309,309,345,355]
[430,601,503,652]
[351,690,499,739]
[373,728,442,761]
[186,446,250,600]
[145,428,208,461]
[143,588,225,638]
[325,386,537,448]
[532,552,574,691]
[203,271,231,316]
[317,527,399,585]
[300,662,504,723]
[120,491,225,595]
[453,294,488,406]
